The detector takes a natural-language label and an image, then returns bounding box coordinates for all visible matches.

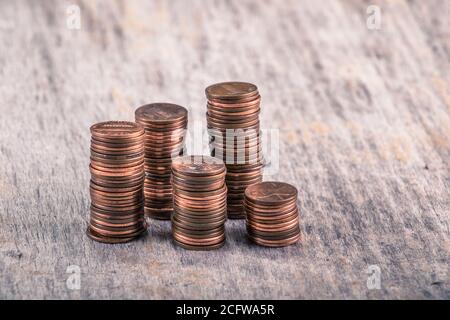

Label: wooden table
[0,0,448,299]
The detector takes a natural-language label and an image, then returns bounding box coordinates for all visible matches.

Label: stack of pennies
[171,155,227,250]
[244,182,301,247]
[205,81,264,219]
[135,103,188,220]
[87,121,147,243]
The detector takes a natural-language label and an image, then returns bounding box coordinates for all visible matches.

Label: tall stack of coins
[244,182,301,247]
[135,103,188,220]
[87,121,147,243]
[171,155,227,250]
[205,82,264,219]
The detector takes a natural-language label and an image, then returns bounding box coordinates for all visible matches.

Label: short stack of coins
[205,82,264,219]
[135,103,188,220]
[171,155,227,250]
[244,182,301,247]
[87,121,147,243]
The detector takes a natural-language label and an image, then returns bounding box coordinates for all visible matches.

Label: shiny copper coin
[173,216,226,231]
[247,218,299,233]
[173,232,225,246]
[138,117,187,126]
[172,155,225,177]
[173,202,227,215]
[135,103,187,124]
[207,117,260,130]
[172,185,227,199]
[144,207,173,220]
[90,180,142,193]
[89,223,147,238]
[143,129,186,139]
[207,96,261,109]
[174,209,226,222]
[245,201,298,216]
[208,91,260,103]
[171,180,225,194]
[90,141,144,154]
[135,103,188,220]
[248,233,301,248]
[171,154,227,249]
[87,120,146,243]
[247,228,300,244]
[206,114,260,126]
[245,182,298,206]
[172,217,225,233]
[90,203,143,215]
[205,82,258,101]
[174,198,227,211]
[86,227,144,244]
[244,181,301,247]
[173,239,225,251]
[90,150,144,163]
[171,172,226,185]
[90,121,144,139]
[90,209,143,221]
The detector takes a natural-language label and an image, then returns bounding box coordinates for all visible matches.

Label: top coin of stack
[135,103,188,220]
[171,155,227,250]
[205,82,264,219]
[87,121,147,243]
[244,182,301,247]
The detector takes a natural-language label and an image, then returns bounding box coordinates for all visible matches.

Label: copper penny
[205,82,258,101]
[135,103,187,124]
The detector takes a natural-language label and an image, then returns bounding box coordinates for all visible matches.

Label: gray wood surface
[0,0,449,299]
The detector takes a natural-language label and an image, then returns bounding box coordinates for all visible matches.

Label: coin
[135,103,188,124]
[205,82,258,101]
[135,103,188,220]
[171,155,227,250]
[244,181,300,247]
[173,239,225,251]
[245,181,298,206]
[86,227,143,244]
[248,233,301,248]
[172,155,226,176]
[87,121,147,244]
[205,82,264,218]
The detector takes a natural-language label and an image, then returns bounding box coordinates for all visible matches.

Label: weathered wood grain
[0,0,449,299]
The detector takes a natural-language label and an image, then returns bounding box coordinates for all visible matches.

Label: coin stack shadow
[135,103,188,220]
[205,82,264,219]
[171,155,227,250]
[244,182,301,247]
[87,121,147,243]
